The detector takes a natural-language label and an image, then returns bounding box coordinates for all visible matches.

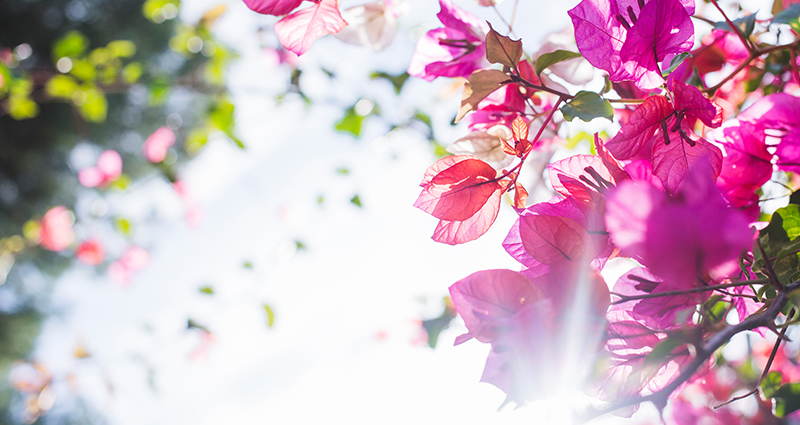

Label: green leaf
[762,371,784,398]
[790,189,800,205]
[560,91,614,122]
[8,94,38,120]
[122,62,143,84]
[107,40,136,58]
[69,58,96,81]
[115,217,134,237]
[199,286,214,295]
[185,128,208,156]
[295,240,306,250]
[350,195,362,207]
[456,69,509,123]
[209,97,244,148]
[714,14,757,38]
[601,74,612,94]
[774,4,800,32]
[74,84,107,122]
[485,24,523,70]
[148,78,171,106]
[243,261,253,269]
[754,205,800,284]
[45,75,79,99]
[370,71,409,94]
[663,52,692,77]
[336,167,349,175]
[335,107,364,137]
[770,382,800,417]
[535,50,582,77]
[53,31,89,59]
[263,304,275,328]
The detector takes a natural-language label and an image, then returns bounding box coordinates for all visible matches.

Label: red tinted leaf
[448,269,544,344]
[485,25,523,69]
[651,122,722,194]
[511,116,528,142]
[518,215,589,264]
[274,0,348,56]
[432,186,502,244]
[606,95,673,160]
[456,69,509,122]
[415,155,499,221]
[501,138,516,155]
[514,182,528,209]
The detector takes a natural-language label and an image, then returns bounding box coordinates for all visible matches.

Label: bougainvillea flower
[243,0,302,16]
[407,0,487,81]
[39,206,75,252]
[76,239,105,266]
[605,162,751,289]
[143,126,175,163]
[445,126,514,169]
[593,309,699,417]
[706,120,771,209]
[737,93,800,174]
[274,0,348,56]
[611,267,704,328]
[569,0,694,89]
[335,0,399,52]
[448,268,546,345]
[606,78,723,193]
[414,155,502,244]
[450,268,607,404]
[78,150,122,188]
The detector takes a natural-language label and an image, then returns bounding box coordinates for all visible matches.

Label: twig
[714,310,792,409]
[610,278,769,304]
[580,280,800,422]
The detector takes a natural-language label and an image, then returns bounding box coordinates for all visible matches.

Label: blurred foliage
[0,0,240,421]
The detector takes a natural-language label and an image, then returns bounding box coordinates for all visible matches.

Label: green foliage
[663,52,692,77]
[560,91,614,122]
[263,304,275,328]
[350,195,362,207]
[199,286,214,295]
[335,106,366,137]
[421,297,456,349]
[761,371,800,417]
[535,50,582,77]
[774,4,800,32]
[714,13,757,38]
[753,205,800,284]
[53,31,89,60]
[370,71,409,94]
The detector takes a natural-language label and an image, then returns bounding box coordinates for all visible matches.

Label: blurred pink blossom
[143,126,175,163]
[39,206,75,252]
[78,150,122,188]
[108,245,151,285]
[76,239,105,266]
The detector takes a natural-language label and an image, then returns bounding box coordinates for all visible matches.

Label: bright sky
[25,0,679,423]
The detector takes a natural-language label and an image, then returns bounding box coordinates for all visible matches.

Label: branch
[610,278,769,305]
[581,280,800,422]
[714,310,791,409]
[708,0,756,54]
